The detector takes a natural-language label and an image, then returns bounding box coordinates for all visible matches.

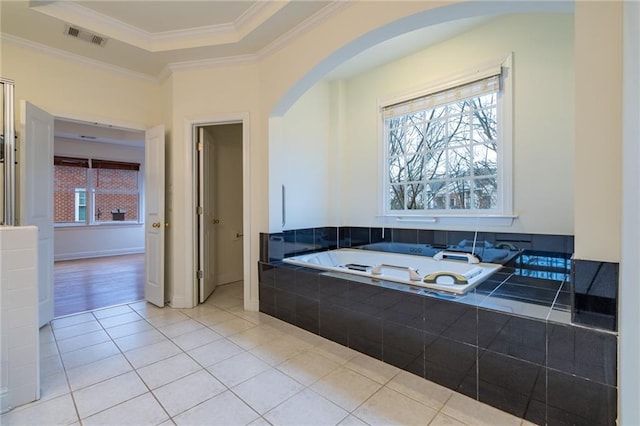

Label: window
[381,57,513,222]
[54,156,141,225]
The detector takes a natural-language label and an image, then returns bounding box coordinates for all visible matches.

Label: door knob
[152,222,161,228]
[213,219,220,224]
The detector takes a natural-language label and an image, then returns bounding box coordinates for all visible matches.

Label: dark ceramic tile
[382,321,424,376]
[295,228,315,246]
[294,269,318,299]
[474,279,502,295]
[392,228,418,244]
[274,289,296,324]
[349,227,371,247]
[268,233,285,261]
[424,298,477,345]
[432,231,448,247]
[349,282,383,318]
[283,230,295,243]
[338,227,351,248]
[477,350,542,418]
[259,284,276,317]
[370,228,391,244]
[382,288,424,330]
[317,274,350,308]
[506,274,564,290]
[295,295,319,334]
[573,260,618,299]
[545,368,617,426]
[260,233,270,262]
[425,336,477,392]
[258,262,276,288]
[417,230,435,245]
[491,283,558,307]
[348,311,382,360]
[531,234,571,253]
[275,266,297,294]
[315,227,337,250]
[572,310,616,332]
[547,323,617,386]
[478,310,546,365]
[319,303,350,346]
[523,368,547,426]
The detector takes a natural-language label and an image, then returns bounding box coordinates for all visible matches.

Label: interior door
[199,127,217,303]
[144,125,165,307]
[19,101,54,327]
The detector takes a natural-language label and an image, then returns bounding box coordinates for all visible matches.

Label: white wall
[53,138,145,260]
[269,81,332,231]
[330,13,574,234]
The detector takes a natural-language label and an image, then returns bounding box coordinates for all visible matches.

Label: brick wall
[54,165,139,222]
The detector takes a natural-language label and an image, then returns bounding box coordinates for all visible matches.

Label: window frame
[378,54,515,226]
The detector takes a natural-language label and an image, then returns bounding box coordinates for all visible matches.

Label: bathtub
[283,248,502,295]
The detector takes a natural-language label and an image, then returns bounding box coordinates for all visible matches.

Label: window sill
[55,222,143,230]
[380,214,518,227]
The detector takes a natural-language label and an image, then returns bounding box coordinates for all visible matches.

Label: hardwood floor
[54,253,144,318]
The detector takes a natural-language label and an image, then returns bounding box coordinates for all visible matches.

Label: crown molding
[258,1,352,59]
[161,54,259,81]
[0,33,157,82]
[29,1,288,52]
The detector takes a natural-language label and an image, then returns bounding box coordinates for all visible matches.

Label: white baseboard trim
[54,247,144,261]
[0,387,9,414]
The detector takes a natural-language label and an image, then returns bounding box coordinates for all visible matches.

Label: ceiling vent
[64,24,108,47]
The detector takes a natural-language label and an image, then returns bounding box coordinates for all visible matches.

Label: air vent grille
[64,24,108,47]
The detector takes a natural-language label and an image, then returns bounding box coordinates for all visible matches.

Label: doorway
[52,118,147,317]
[195,123,244,304]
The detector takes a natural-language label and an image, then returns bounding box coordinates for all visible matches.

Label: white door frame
[184,113,254,310]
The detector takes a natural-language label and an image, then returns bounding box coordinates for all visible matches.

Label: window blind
[91,159,140,171]
[53,156,89,168]
[383,72,501,119]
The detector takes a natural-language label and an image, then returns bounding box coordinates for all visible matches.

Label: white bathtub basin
[283,248,502,295]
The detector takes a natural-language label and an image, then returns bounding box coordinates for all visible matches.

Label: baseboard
[0,387,9,414]
[54,247,144,261]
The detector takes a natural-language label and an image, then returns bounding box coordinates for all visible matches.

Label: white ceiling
[1,1,496,142]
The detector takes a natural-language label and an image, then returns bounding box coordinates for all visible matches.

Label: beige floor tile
[51,313,96,330]
[104,319,155,339]
[277,350,340,386]
[251,336,308,366]
[92,304,134,320]
[195,310,236,327]
[66,354,133,391]
[60,341,121,370]
[338,415,368,425]
[158,318,205,338]
[40,340,59,358]
[187,338,244,367]
[82,393,169,426]
[310,366,382,412]
[73,371,148,419]
[40,354,65,378]
[264,388,348,426]
[39,324,55,344]
[153,369,226,416]
[113,328,168,352]
[57,329,111,354]
[136,353,201,389]
[354,386,438,426]
[441,394,521,426]
[39,371,71,402]
[210,317,257,337]
[232,368,305,414]
[311,339,359,365]
[387,370,453,410]
[97,311,143,329]
[0,393,78,426]
[173,390,259,426]
[144,310,191,328]
[429,412,468,426]
[170,326,223,351]
[345,353,400,384]
[123,339,182,369]
[207,351,272,388]
[52,320,102,340]
[227,324,284,350]
[247,417,272,426]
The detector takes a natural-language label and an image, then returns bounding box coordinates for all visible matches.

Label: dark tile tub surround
[258,227,618,425]
[572,259,619,331]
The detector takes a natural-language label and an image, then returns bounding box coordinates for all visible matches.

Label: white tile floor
[1,282,536,426]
